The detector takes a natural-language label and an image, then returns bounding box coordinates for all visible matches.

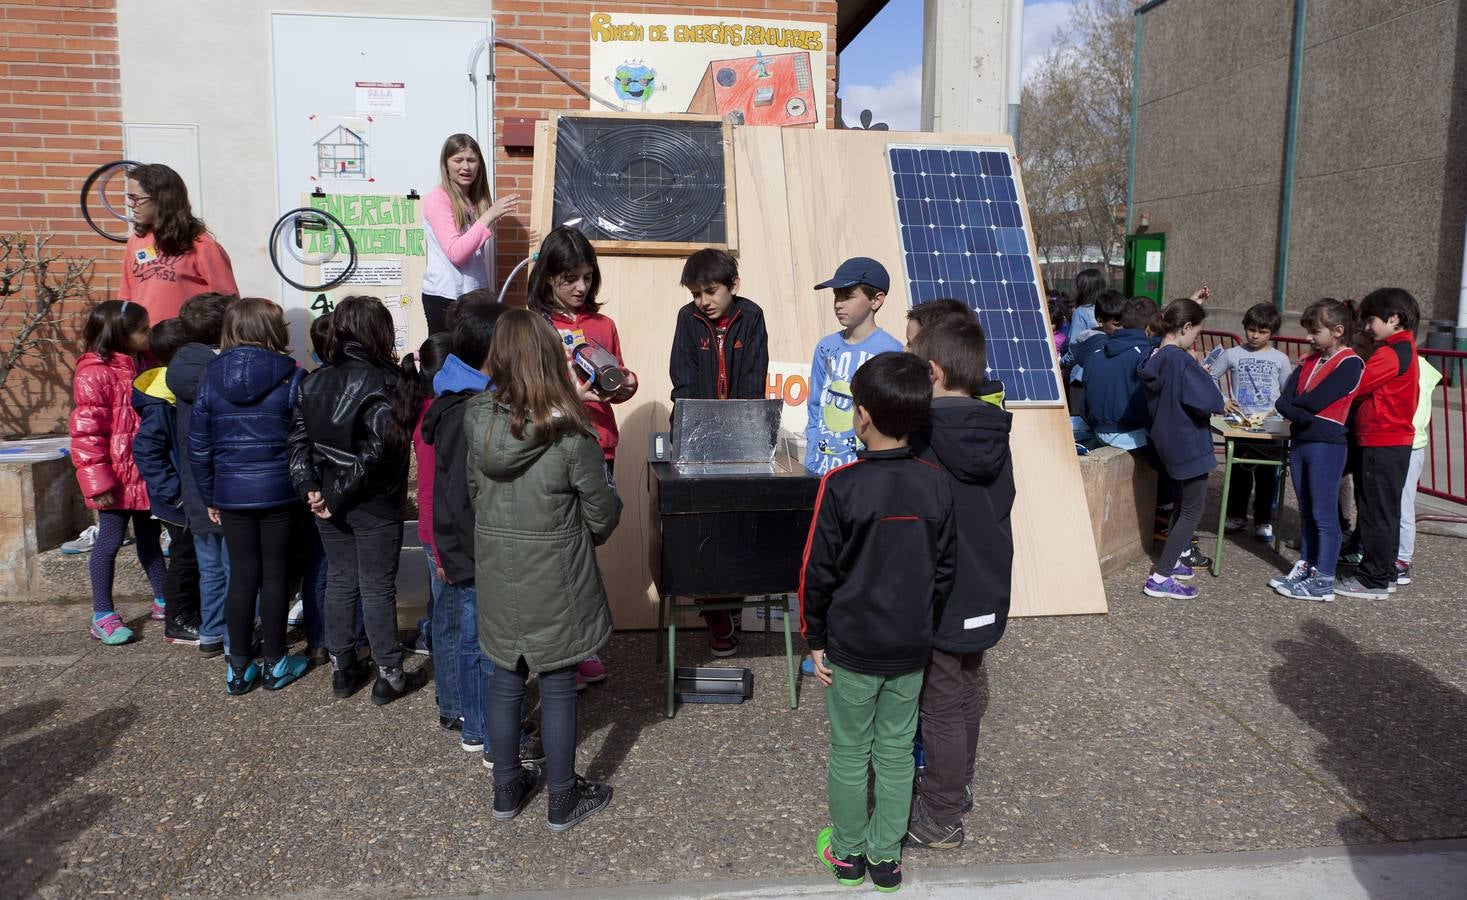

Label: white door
[269,12,493,306]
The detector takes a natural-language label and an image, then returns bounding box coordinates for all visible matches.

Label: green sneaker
[868,857,903,892]
[816,827,865,887]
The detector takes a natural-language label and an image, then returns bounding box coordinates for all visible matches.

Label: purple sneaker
[1169,562,1195,581]
[1143,573,1198,599]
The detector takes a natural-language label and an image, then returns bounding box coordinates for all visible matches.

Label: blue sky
[837,0,1075,129]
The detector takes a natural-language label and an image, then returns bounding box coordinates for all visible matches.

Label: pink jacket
[413,399,436,552]
[70,351,150,510]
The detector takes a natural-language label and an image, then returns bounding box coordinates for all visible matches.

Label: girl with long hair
[421,134,519,334]
[122,163,238,321]
[467,309,621,831]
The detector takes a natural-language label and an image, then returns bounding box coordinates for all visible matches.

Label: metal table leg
[1213,437,1235,577]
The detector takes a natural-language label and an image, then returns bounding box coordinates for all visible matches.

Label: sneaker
[709,632,739,658]
[520,722,546,765]
[546,776,612,832]
[164,614,201,645]
[1282,572,1335,602]
[492,767,542,821]
[406,631,432,657]
[1143,573,1198,599]
[1169,562,1195,581]
[1224,516,1247,533]
[1396,561,1411,585]
[577,655,608,684]
[225,657,259,695]
[89,612,134,645]
[150,598,167,621]
[867,858,902,893]
[1340,549,1363,566]
[370,665,427,706]
[461,737,485,753]
[575,672,588,692]
[816,827,866,887]
[61,525,99,555]
[307,646,330,667]
[1270,559,1311,591]
[287,597,305,626]
[906,814,964,850]
[1333,575,1390,600]
[198,638,224,658]
[801,656,816,676]
[1255,523,1275,542]
[330,654,372,699]
[439,716,463,732]
[1180,543,1212,570]
[963,784,973,815]
[262,655,309,690]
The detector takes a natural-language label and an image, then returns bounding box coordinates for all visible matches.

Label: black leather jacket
[288,341,408,521]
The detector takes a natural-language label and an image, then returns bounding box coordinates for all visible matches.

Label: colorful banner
[588,12,828,127]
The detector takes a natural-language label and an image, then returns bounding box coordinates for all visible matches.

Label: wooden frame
[535,111,738,257]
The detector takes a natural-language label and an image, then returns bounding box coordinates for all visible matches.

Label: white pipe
[1006,0,1023,108]
[1458,212,1467,330]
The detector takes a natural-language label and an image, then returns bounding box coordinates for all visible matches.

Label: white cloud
[1023,1,1075,82]
[839,66,922,131]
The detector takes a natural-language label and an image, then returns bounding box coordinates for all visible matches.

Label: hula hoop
[269,207,357,292]
[80,160,140,243]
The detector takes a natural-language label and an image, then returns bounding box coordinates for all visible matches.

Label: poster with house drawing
[311,116,371,183]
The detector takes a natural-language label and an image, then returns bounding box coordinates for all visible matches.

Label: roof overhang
[837,0,891,50]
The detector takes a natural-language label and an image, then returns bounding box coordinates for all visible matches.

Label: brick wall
[0,0,123,437]
[491,0,838,286]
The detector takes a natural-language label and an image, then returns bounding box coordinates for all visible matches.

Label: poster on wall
[588,12,828,127]
[301,191,428,355]
[309,115,372,185]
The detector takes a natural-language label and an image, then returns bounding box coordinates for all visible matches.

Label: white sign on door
[355,81,406,117]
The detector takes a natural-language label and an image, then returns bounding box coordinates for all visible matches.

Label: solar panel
[887,144,1063,406]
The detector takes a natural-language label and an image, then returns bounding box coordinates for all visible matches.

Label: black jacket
[669,296,770,402]
[799,446,956,676]
[913,389,1015,654]
[421,390,476,584]
[164,342,221,535]
[1070,328,1153,434]
[189,346,303,510]
[288,341,408,520]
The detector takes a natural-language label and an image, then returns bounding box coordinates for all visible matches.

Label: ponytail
[391,333,452,441]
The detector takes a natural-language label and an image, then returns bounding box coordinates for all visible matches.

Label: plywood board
[545,125,1106,627]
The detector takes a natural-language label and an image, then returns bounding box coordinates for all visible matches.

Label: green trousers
[825,663,923,864]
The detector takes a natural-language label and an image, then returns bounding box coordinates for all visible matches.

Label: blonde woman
[421,134,518,333]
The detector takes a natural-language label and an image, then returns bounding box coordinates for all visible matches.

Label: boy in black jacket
[802,352,955,893]
[904,316,1015,851]
[669,248,771,656]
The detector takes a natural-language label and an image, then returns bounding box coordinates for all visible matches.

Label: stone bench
[1077,445,1157,576]
[1,451,92,599]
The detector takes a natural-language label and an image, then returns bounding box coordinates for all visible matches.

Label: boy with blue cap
[804,257,905,475]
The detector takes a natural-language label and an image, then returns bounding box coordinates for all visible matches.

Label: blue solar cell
[886,145,1061,405]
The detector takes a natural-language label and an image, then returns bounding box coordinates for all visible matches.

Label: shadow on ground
[1272,621,1467,897]
[0,699,140,897]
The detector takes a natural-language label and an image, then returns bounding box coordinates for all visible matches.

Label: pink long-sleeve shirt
[422,185,492,299]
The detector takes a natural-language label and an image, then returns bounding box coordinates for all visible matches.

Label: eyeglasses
[125,194,152,206]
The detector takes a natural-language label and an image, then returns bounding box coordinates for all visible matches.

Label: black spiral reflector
[555,121,726,244]
[268,207,357,293]
[80,159,140,243]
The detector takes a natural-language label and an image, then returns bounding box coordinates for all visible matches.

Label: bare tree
[1,233,92,391]
[1020,0,1135,275]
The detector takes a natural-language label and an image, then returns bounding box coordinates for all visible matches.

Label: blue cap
[814,257,890,294]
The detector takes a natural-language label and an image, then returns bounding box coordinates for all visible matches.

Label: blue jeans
[1292,441,1348,577]
[450,578,495,746]
[427,550,460,722]
[193,532,229,648]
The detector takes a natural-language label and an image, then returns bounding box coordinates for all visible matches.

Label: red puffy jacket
[69,351,150,511]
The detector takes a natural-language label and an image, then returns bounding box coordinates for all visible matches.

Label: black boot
[546,776,612,833]
[330,653,371,699]
[370,665,427,706]
[164,614,201,646]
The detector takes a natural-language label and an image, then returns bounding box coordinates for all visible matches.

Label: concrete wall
[1132,0,1466,327]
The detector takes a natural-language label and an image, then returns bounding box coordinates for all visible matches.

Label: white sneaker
[61,524,99,555]
[1254,523,1275,542]
[1224,517,1247,534]
[287,596,305,627]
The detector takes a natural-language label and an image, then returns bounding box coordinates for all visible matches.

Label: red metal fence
[1200,329,1467,512]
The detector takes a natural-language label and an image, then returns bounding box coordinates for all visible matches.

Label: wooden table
[1208,416,1291,576]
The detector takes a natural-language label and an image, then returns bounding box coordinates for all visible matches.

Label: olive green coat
[465,395,621,672]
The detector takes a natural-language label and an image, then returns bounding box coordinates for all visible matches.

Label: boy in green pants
[800,351,956,892]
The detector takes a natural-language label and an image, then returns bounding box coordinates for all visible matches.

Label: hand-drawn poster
[311,116,371,185]
[588,12,828,127]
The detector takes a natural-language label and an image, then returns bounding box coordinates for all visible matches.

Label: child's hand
[207,507,221,525]
[1224,398,1241,415]
[809,649,833,686]
[610,371,639,403]
[1191,285,1210,303]
[94,490,115,508]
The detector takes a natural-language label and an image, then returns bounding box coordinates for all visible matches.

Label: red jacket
[69,351,150,510]
[545,309,629,461]
[1353,331,1419,447]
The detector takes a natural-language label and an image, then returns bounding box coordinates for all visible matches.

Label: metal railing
[1201,329,1467,516]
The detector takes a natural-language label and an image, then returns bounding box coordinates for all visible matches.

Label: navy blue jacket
[1071,328,1153,434]
[165,342,222,535]
[188,346,303,510]
[130,367,187,527]
[1139,345,1225,480]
